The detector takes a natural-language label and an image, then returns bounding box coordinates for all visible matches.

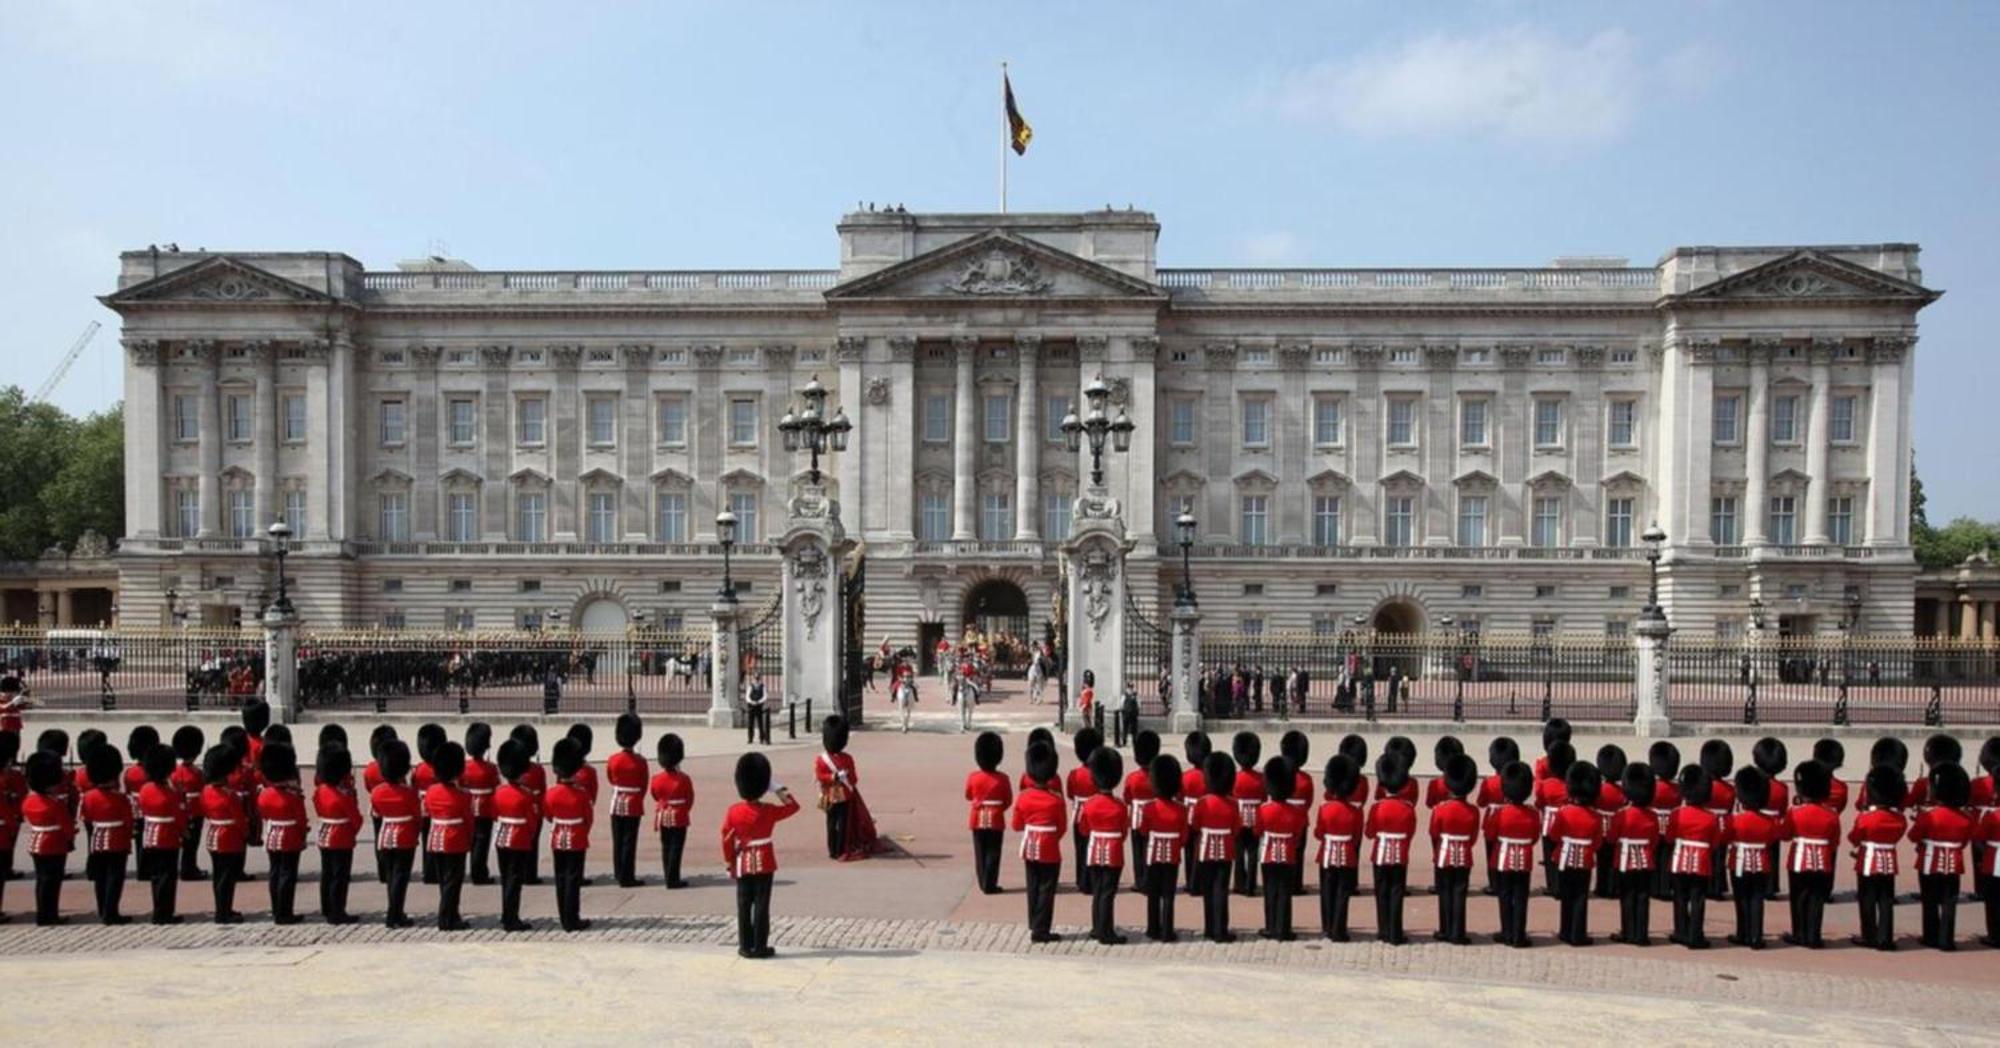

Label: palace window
[728,491,758,541]
[655,491,688,543]
[1457,495,1488,547]
[517,397,547,446]
[923,394,951,443]
[379,491,411,542]
[1831,395,1858,443]
[1169,398,1197,445]
[587,396,617,446]
[380,399,406,446]
[1712,395,1740,444]
[516,490,547,542]
[1771,395,1800,443]
[1608,399,1637,448]
[1312,495,1342,547]
[282,487,306,535]
[447,492,477,542]
[228,488,255,539]
[1460,399,1488,446]
[449,399,477,446]
[1241,397,1271,447]
[918,492,948,542]
[282,394,306,442]
[1386,397,1417,447]
[979,491,1013,541]
[225,394,252,442]
[173,488,199,538]
[657,396,688,446]
[1043,488,1074,541]
[1312,397,1343,446]
[728,399,758,447]
[1531,496,1562,548]
[1710,496,1739,545]
[172,394,198,442]
[1533,398,1563,447]
[1240,495,1269,546]
[983,394,1011,443]
[1383,495,1415,547]
[586,491,617,542]
[1604,497,1634,548]
[1045,395,1073,443]
[1828,496,1855,546]
[1768,495,1797,546]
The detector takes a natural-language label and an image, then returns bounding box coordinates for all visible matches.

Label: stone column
[1169,603,1202,733]
[1014,335,1041,541]
[1351,346,1385,545]
[1496,345,1530,545]
[123,340,164,538]
[1802,340,1834,545]
[707,599,742,728]
[1423,345,1457,546]
[952,335,978,541]
[1960,595,1978,641]
[1124,335,1160,549]
[1932,600,1951,638]
[1196,341,1234,539]
[480,345,513,540]
[54,589,73,627]
[1981,601,1996,642]
[304,340,334,541]
[621,345,654,540]
[1742,345,1772,546]
[253,342,279,533]
[262,602,300,724]
[412,345,441,539]
[551,345,582,541]
[885,337,917,541]
[1865,337,1910,545]
[1570,346,1603,546]
[779,486,853,724]
[195,341,223,537]
[1632,615,1673,737]
[35,591,53,628]
[1065,488,1134,704]
[836,337,867,536]
[693,345,724,540]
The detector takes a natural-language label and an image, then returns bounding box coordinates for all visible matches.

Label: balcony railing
[902,540,1049,557]
[352,541,778,557]
[359,270,840,294]
[1155,268,1660,294]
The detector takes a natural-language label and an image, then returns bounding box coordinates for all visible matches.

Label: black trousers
[746,705,770,745]
[736,872,773,953]
[1260,862,1295,938]
[421,826,438,884]
[134,842,152,881]
[33,853,64,924]
[1593,844,1618,898]
[1979,873,1999,944]
[1918,872,1960,949]
[1024,860,1059,938]
[142,847,178,922]
[526,834,544,886]
[1088,864,1121,941]
[1493,871,1531,946]
[180,818,205,879]
[434,851,467,928]
[1707,853,1730,899]
[1650,839,1672,900]
[210,850,245,921]
[380,847,414,924]
[826,803,849,861]
[372,817,388,883]
[1671,873,1709,946]
[1730,870,1769,945]
[553,849,586,931]
[498,848,530,928]
[1374,863,1407,943]
[86,850,127,923]
[1787,870,1831,946]
[1234,829,1259,895]
[1071,826,1088,891]
[611,815,641,886]
[1320,865,1357,940]
[971,829,1003,893]
[659,826,687,886]
[1130,829,1146,891]
[318,848,352,922]
[1618,870,1653,943]
[1434,866,1470,943]
[1182,827,1200,894]
[470,818,494,884]
[1143,863,1177,939]
[1197,859,1232,940]
[1856,873,1896,948]
[1556,868,1592,944]
[267,849,301,922]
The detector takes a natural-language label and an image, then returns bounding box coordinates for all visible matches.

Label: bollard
[1743,682,1758,726]
[1363,685,1376,723]
[1832,684,1849,727]
[1925,683,1943,728]
[787,701,797,740]
[1539,687,1552,724]
[805,697,814,732]
[1451,681,1463,724]
[458,691,470,716]
[375,692,388,715]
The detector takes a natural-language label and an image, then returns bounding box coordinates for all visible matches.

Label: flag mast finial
[1000,60,1008,214]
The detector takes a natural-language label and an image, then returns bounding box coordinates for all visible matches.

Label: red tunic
[313,783,362,850]
[1482,802,1541,873]
[412,761,437,796]
[170,762,204,816]
[1849,808,1906,876]
[1534,777,1569,840]
[1231,768,1266,833]
[545,781,593,852]
[22,791,73,856]
[137,781,186,851]
[362,760,385,795]
[122,764,148,819]
[424,783,473,854]
[1826,776,1849,813]
[80,785,132,854]
[256,784,309,853]
[1549,803,1603,871]
[369,783,421,851]
[1476,773,1505,810]
[1190,792,1239,864]
[1137,797,1187,866]
[721,794,801,877]
[1722,809,1780,875]
[1063,765,1097,828]
[493,782,542,851]
[1365,797,1417,866]
[1018,772,1059,796]
[964,769,1013,831]
[1078,793,1130,867]
[1969,774,1995,819]
[1649,779,1683,836]
[461,757,499,820]
[1428,798,1480,869]
[1980,809,2000,877]
[1424,776,1451,809]
[1608,806,1658,872]
[1907,807,1975,876]
[1760,779,1790,818]
[574,763,600,806]
[649,769,694,831]
[520,762,548,803]
[816,751,859,809]
[1779,802,1841,874]
[1343,775,1370,806]
[1255,798,1307,865]
[1706,779,1738,824]
[0,766,26,849]
[1011,784,1068,863]
[1664,806,1722,877]
[1374,779,1419,804]
[606,749,648,819]
[200,783,247,853]
[1180,767,1208,827]
[1120,768,1156,829]
[1315,797,1363,869]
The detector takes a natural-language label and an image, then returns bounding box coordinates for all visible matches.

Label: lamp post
[266,521,294,616]
[1640,523,1668,624]
[1060,375,1135,489]
[1174,512,1198,608]
[716,510,739,604]
[776,375,852,487]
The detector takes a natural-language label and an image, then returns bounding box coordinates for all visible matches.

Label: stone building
[103,209,1936,649]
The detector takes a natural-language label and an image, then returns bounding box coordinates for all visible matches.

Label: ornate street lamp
[1748,595,1767,633]
[716,509,739,604]
[1174,512,1199,608]
[1639,522,1668,624]
[547,608,565,634]
[1060,375,1135,489]
[266,520,294,615]
[777,375,852,487]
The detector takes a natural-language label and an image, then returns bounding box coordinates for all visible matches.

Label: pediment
[508,467,550,484]
[1232,468,1279,488]
[1161,469,1206,489]
[1600,469,1647,488]
[1671,250,1939,307]
[1380,469,1426,488]
[1528,469,1572,489]
[370,467,414,485]
[439,468,483,485]
[719,468,765,487]
[102,256,338,309]
[1452,469,1499,488]
[649,467,694,486]
[1771,468,1811,485]
[1306,468,1352,488]
[824,230,1167,303]
[577,467,623,485]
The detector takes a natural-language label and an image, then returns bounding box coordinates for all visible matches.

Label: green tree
[0,388,125,560]
[40,406,123,547]
[1916,516,2000,571]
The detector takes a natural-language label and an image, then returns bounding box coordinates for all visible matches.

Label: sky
[3,1,1996,518]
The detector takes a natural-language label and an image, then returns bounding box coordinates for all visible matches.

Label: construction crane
[31,321,102,404]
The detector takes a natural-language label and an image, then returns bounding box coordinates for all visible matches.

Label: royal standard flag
[1005,73,1032,155]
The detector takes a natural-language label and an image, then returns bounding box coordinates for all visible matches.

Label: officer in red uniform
[199,744,248,924]
[650,733,694,888]
[1751,738,1790,885]
[421,741,471,930]
[362,725,396,885]
[1012,742,1067,943]
[509,724,547,886]
[1280,731,1314,898]
[1121,731,1159,891]
[1192,751,1241,942]
[1609,762,1658,945]
[1316,754,1363,941]
[1779,760,1841,948]
[1534,741,1574,898]
[1429,753,1481,945]
[1851,765,1907,950]
[1064,727,1103,891]
[1907,734,1961,812]
[22,750,71,925]
[1910,762,1974,950]
[79,742,131,925]
[1180,731,1211,894]
[1534,719,1572,782]
[1723,767,1779,948]
[491,740,540,932]
[1256,756,1306,941]
[1698,740,1737,901]
[122,726,160,881]
[1229,732,1265,897]
[545,737,593,932]
[255,743,308,925]
[1078,747,1129,944]
[1137,753,1185,942]
[1341,736,1372,805]
[1646,741,1682,901]
[606,713,648,888]
[1665,766,1721,949]
[1366,753,1417,945]
[368,739,420,928]
[460,724,499,886]
[1427,736,1465,809]
[1380,737,1420,802]
[1018,727,1056,794]
[566,723,600,806]
[1591,746,1628,899]
[1972,737,1998,906]
[1549,762,1603,946]
[815,716,865,863]
[1484,761,1541,947]
[312,745,361,925]
[965,731,1011,895]
[1812,738,1850,813]
[240,702,270,848]
[412,723,446,886]
[721,751,801,958]
[135,743,184,924]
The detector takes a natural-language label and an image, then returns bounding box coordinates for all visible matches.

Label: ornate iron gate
[1123,589,1171,709]
[736,593,784,704]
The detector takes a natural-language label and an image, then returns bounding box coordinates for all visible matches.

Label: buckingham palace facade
[103,208,1936,644]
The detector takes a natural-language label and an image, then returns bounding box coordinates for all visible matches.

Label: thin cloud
[1234,232,1302,265]
[1268,27,1640,144]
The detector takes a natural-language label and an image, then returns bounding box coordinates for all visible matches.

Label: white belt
[379,816,413,824]
[430,818,464,826]
[611,785,643,794]
[143,815,178,823]
[665,799,691,806]
[26,822,60,832]
[266,819,300,827]
[465,788,495,796]
[1920,840,1959,867]
[1200,828,1232,838]
[742,837,771,847]
[1023,823,1057,835]
[497,816,529,825]
[1089,831,1123,840]
[1148,832,1178,849]
[208,818,240,827]
[552,817,585,826]
[1377,832,1409,841]
[978,800,1006,806]
[1286,798,1308,808]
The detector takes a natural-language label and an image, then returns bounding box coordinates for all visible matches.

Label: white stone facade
[103,210,1935,643]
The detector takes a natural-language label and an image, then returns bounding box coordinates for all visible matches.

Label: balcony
[1156,267,1659,299]
[358,270,839,300]
[352,541,778,558]
[901,540,1049,558]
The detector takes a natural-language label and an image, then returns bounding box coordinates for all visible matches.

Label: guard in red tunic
[1379,737,1420,803]
[1427,736,1465,809]
[1367,753,1417,945]
[1477,737,1518,897]
[509,724,548,886]
[135,743,185,924]
[965,731,1011,895]
[606,714,647,888]
[79,742,131,925]
[491,740,541,932]
[816,716,873,862]
[1851,765,1907,950]
[1229,732,1265,897]
[546,738,594,932]
[1910,762,1974,950]
[1723,767,1779,948]
[1590,746,1628,899]
[0,731,22,917]
[567,723,600,806]
[1810,738,1850,813]
[423,741,472,931]
[1122,731,1159,892]
[312,745,360,925]
[1485,762,1541,947]
[1972,737,1998,907]
[1609,762,1658,945]
[240,702,271,851]
[651,733,694,888]
[721,751,800,958]
[1137,753,1185,942]
[362,725,396,885]
[1078,747,1130,944]
[1550,762,1603,946]
[1751,738,1790,887]
[1338,735,1371,804]
[22,750,72,925]
[1907,734,1961,812]
[368,739,420,928]
[1665,765,1721,949]
[1534,719,1573,783]
[1013,742,1067,943]
[122,726,159,881]
[1698,740,1737,904]
[1192,751,1241,942]
[1280,731,1314,898]
[1779,759,1839,948]
[1645,741,1682,902]
[413,723,447,886]
[256,743,309,925]
[1064,727,1103,891]
[1429,754,1481,945]
[1977,763,2000,947]
[1256,756,1306,941]
[1180,732,1211,894]
[460,723,499,886]
[1534,741,1574,899]
[199,744,248,924]
[1316,755,1364,941]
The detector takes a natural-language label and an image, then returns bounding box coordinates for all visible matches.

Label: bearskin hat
[416,722,447,763]
[38,728,68,759]
[172,725,205,762]
[1865,765,1906,810]
[615,713,643,750]
[1734,766,1769,813]
[1263,757,1293,803]
[1752,737,1789,777]
[1982,736,2000,776]
[1133,729,1161,768]
[1377,752,1411,795]
[551,737,584,780]
[567,722,594,756]
[1324,755,1359,801]
[1500,761,1534,805]
[25,750,63,793]
[1621,762,1657,810]
[1443,753,1479,799]
[318,724,348,753]
[143,743,176,785]
[1434,735,1464,772]
[1565,761,1602,808]
[315,745,351,788]
[85,740,122,787]
[657,732,685,770]
[1281,730,1309,769]
[1793,759,1832,803]
[76,729,107,762]
[1647,741,1681,781]
[1028,727,1054,755]
[1923,733,1961,769]
[1204,752,1238,800]
[1545,741,1576,780]
[368,724,398,760]
[201,744,237,784]
[823,715,851,755]
[1678,765,1712,808]
[241,699,271,735]
[1150,754,1183,802]
[1089,746,1123,793]
[219,726,247,761]
[259,742,299,785]
[265,725,293,748]
[430,741,466,785]
[1543,717,1573,751]
[126,725,160,764]
[496,739,529,783]
[1385,736,1417,766]
[974,731,1004,773]
[1813,737,1846,770]
[1870,736,1907,772]
[1931,762,1971,809]
[1596,745,1627,782]
[509,723,539,757]
[1697,739,1733,779]
[1232,731,1262,770]
[1339,734,1368,768]
[463,722,492,758]
[1070,726,1103,765]
[1184,731,1212,767]
[1026,742,1059,785]
[734,751,772,801]
[1487,736,1520,774]
[377,739,412,784]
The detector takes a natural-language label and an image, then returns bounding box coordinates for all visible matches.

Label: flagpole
[1000,61,1009,214]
